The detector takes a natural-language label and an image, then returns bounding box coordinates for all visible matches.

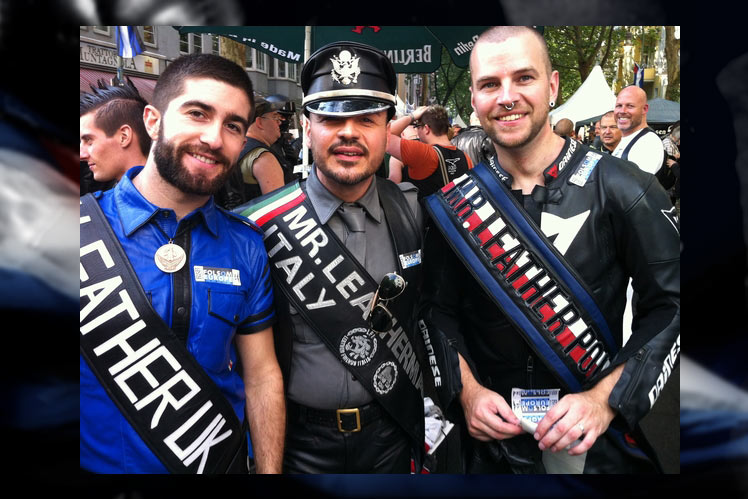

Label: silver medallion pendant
[154,242,187,273]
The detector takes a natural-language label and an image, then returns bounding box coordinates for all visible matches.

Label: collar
[542,137,578,183]
[113,166,220,238]
[486,137,580,187]
[305,164,383,225]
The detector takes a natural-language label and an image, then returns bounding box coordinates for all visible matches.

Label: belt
[287,400,384,433]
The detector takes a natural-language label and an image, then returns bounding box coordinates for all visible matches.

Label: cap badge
[330,50,360,86]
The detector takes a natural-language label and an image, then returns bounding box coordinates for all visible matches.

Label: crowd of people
[79,26,680,475]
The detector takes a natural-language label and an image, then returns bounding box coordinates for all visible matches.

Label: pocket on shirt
[208,288,246,326]
[193,288,247,373]
[288,303,321,345]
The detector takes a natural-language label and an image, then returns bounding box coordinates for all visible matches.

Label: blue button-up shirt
[80,166,275,473]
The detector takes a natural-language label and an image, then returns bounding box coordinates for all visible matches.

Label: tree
[543,26,627,106]
[433,28,627,123]
[433,47,472,125]
[664,26,680,102]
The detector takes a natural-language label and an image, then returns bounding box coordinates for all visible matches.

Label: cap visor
[306,99,391,117]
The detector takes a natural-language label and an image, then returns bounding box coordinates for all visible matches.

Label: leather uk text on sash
[80,194,245,474]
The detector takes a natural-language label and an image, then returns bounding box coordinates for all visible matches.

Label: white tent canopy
[550,65,616,127]
[451,114,467,128]
[395,95,408,117]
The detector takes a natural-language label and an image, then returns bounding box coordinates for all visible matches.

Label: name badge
[399,250,422,269]
[569,152,602,187]
[194,266,241,286]
[511,387,560,433]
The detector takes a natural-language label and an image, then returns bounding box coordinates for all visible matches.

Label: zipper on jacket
[617,346,651,413]
[526,355,534,389]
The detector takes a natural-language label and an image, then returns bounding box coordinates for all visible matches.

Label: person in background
[553,118,576,140]
[387,105,473,199]
[590,121,602,150]
[658,123,680,210]
[612,85,664,175]
[215,95,296,210]
[387,124,419,184]
[80,79,151,191]
[598,111,622,154]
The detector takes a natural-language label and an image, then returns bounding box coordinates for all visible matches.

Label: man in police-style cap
[234,41,430,473]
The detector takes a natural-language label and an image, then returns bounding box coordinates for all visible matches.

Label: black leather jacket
[422,138,680,472]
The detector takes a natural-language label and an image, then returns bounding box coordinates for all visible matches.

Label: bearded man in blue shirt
[80,53,284,474]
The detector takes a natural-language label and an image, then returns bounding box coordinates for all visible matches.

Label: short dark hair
[420,105,451,136]
[80,80,151,157]
[152,53,255,122]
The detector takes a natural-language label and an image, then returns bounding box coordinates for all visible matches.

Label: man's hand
[533,363,624,455]
[412,106,429,121]
[387,106,432,158]
[458,355,522,441]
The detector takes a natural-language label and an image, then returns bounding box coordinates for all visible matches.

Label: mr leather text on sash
[424,165,619,393]
[236,182,423,444]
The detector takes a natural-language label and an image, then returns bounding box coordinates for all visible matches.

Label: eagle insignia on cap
[330,50,361,85]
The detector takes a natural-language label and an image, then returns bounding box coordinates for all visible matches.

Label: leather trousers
[283,401,411,474]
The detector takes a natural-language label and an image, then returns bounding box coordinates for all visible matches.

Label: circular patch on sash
[339,327,378,367]
[373,361,398,395]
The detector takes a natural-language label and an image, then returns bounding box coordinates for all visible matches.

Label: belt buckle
[336,408,361,432]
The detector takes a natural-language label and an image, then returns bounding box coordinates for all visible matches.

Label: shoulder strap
[375,176,424,334]
[432,145,450,186]
[376,177,421,259]
[80,194,246,474]
[621,128,654,161]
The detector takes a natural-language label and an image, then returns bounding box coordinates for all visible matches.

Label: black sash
[80,193,246,474]
[424,164,619,393]
[235,181,424,448]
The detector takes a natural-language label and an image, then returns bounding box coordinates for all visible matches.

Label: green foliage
[667,86,680,103]
[434,47,472,124]
[429,27,679,121]
[543,26,627,105]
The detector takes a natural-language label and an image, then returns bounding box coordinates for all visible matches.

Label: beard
[483,102,551,150]
[153,128,234,196]
[313,138,382,186]
[616,113,642,133]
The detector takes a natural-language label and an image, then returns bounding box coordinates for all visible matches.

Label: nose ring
[504,102,515,111]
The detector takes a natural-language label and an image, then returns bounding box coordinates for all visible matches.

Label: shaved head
[618,85,648,105]
[615,85,649,135]
[470,26,552,81]
[468,25,560,152]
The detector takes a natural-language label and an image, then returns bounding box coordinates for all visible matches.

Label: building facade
[614,26,679,101]
[80,26,303,106]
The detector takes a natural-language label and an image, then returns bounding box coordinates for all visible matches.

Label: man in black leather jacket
[421,26,679,473]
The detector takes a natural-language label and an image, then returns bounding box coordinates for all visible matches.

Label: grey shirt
[286,165,422,409]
